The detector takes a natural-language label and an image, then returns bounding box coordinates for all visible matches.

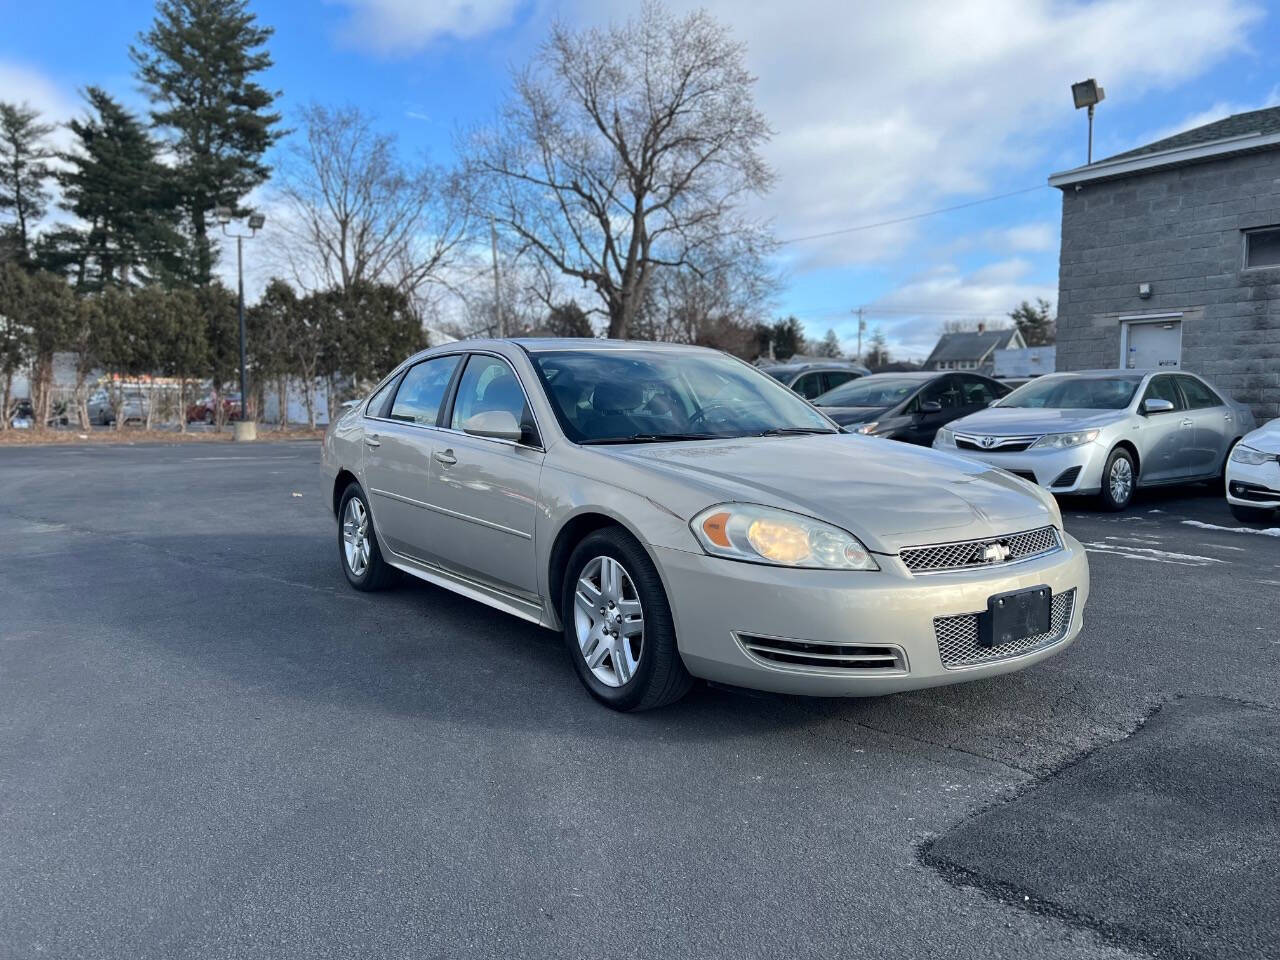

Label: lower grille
[934,589,1076,669]
[1230,482,1280,503]
[1051,466,1082,488]
[736,634,906,673]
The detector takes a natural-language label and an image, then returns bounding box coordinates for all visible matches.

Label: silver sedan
[934,370,1256,511]
[322,340,1089,711]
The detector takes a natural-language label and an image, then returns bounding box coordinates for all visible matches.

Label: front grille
[955,434,1039,453]
[736,634,906,673]
[934,589,1076,669]
[900,525,1062,574]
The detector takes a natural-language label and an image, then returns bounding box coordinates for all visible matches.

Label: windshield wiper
[755,426,839,436]
[581,433,722,445]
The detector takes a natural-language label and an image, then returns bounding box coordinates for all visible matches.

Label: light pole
[1071,79,1105,164]
[216,207,265,433]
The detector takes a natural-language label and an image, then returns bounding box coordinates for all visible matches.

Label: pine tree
[865,327,891,370]
[815,328,843,358]
[0,102,56,265]
[131,0,282,285]
[58,87,185,290]
[1009,297,1056,346]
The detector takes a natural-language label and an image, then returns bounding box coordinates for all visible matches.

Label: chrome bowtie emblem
[981,541,1012,563]
[981,435,998,449]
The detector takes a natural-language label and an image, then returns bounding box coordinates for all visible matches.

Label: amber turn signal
[701,511,732,547]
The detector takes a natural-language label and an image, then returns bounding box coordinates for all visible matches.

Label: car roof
[511,337,716,354]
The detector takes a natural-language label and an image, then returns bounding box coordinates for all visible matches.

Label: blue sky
[3,0,1278,358]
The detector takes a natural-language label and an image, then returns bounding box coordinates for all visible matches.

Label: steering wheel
[687,402,735,428]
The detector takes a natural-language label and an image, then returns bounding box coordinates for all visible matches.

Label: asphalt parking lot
[2,442,1277,960]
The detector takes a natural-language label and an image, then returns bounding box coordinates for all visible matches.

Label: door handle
[1224,415,1233,422]
[1180,418,1193,427]
[364,434,381,447]
[434,449,457,466]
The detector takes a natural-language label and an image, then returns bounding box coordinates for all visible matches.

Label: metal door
[1125,320,1181,370]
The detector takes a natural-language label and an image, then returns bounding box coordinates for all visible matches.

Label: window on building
[1244,227,1280,269]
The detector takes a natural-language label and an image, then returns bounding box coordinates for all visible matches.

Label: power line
[777,184,1047,245]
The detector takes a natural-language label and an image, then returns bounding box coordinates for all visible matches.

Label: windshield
[530,349,836,443]
[997,375,1142,410]
[815,377,921,408]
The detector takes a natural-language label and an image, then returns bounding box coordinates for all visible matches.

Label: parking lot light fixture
[1071,79,1105,164]
[217,210,266,434]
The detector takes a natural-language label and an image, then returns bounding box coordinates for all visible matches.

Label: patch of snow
[1083,541,1227,566]
[1181,520,1280,538]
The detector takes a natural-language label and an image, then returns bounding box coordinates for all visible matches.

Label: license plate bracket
[979,585,1051,648]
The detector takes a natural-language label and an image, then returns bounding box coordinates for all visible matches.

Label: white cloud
[0,60,80,152]
[847,259,1056,360]
[326,0,524,54]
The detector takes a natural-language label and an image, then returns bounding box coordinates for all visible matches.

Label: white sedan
[1227,418,1280,523]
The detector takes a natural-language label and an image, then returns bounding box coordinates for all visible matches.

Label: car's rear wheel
[561,528,692,711]
[338,483,396,591]
[1099,447,1136,511]
[1230,503,1276,525]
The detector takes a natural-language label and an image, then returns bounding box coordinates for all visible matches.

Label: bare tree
[277,103,468,300]
[466,2,774,339]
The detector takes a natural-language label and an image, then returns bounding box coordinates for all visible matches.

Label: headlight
[853,421,880,435]
[1231,443,1274,465]
[1031,429,1099,450]
[935,427,955,447]
[691,504,879,571]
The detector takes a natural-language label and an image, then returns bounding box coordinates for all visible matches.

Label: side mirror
[918,400,943,414]
[462,410,524,443]
[1142,397,1175,415]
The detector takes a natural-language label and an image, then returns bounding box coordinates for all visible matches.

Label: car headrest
[591,381,644,414]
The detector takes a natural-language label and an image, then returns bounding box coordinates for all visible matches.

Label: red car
[186,394,242,424]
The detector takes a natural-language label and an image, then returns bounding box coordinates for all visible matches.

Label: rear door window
[1176,375,1223,409]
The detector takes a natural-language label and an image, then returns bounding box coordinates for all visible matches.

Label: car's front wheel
[1099,447,1136,511]
[1230,503,1276,525]
[561,528,692,711]
[337,483,397,591]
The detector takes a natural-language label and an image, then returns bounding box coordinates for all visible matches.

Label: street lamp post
[1071,79,1106,164]
[216,207,265,438]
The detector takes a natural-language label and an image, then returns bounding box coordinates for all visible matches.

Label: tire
[561,527,692,711]
[1098,447,1136,511]
[337,482,397,591]
[1230,503,1276,525]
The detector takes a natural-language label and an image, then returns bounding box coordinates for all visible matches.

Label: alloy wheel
[1110,456,1133,505]
[343,496,371,576]
[573,556,645,687]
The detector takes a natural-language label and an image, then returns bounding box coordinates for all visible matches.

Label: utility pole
[853,308,866,362]
[490,218,504,338]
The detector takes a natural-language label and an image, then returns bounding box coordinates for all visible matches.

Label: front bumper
[933,439,1109,495]
[1226,458,1280,508]
[655,533,1090,696]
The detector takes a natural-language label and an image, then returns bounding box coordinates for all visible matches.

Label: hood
[603,434,1056,554]
[948,406,1125,436]
[818,405,886,426]
[1243,417,1280,453]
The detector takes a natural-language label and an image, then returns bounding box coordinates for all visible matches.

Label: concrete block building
[1050,106,1280,419]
